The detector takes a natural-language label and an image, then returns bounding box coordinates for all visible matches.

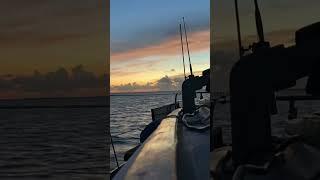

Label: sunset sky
[110,0,210,93]
[0,1,107,99]
[212,0,320,92]
[2,1,317,98]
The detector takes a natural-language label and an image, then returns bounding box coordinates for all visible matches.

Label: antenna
[234,0,243,57]
[254,0,265,43]
[179,24,187,80]
[182,17,193,76]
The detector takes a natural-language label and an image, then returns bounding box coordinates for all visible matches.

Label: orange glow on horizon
[111,29,209,63]
[111,29,210,88]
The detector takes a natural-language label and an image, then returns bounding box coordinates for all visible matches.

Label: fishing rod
[253,0,270,52]
[182,17,193,76]
[234,0,269,58]
[254,0,265,43]
[179,23,187,80]
[234,0,244,57]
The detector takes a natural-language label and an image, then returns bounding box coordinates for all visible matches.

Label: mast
[179,24,187,80]
[182,17,193,76]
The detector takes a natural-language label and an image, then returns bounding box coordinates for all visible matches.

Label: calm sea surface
[110,92,180,170]
[0,97,108,180]
[213,90,320,144]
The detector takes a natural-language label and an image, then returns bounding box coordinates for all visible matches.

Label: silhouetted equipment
[295,21,320,47]
[182,69,210,114]
[234,0,270,57]
[179,18,209,114]
[230,0,320,167]
[182,17,194,76]
[296,22,320,96]
[179,23,187,80]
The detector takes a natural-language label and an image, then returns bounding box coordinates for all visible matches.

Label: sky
[2,1,315,97]
[0,1,107,99]
[212,0,320,92]
[110,0,210,93]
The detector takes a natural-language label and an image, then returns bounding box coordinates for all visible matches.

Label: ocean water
[0,97,108,180]
[213,90,320,144]
[110,92,180,170]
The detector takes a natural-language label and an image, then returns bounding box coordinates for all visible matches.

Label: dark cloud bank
[0,65,107,98]
[111,75,185,93]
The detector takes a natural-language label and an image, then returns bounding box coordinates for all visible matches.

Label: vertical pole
[254,0,265,43]
[182,17,193,76]
[179,24,187,79]
[234,0,243,57]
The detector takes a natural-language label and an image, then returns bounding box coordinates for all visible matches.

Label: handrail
[212,95,320,104]
[212,95,320,120]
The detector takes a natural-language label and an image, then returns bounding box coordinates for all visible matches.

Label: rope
[110,131,119,168]
[109,127,145,169]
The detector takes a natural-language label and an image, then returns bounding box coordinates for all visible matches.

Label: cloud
[0,0,105,48]
[0,32,91,48]
[0,65,107,99]
[111,75,185,93]
[111,3,210,54]
[111,29,210,63]
[111,22,209,54]
[157,76,177,91]
[111,82,156,92]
